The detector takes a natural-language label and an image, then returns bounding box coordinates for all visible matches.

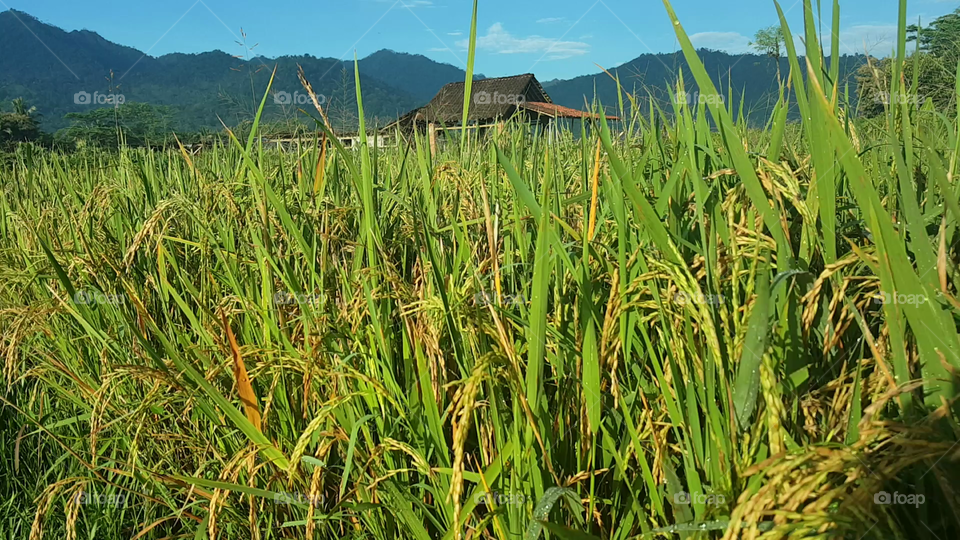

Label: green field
[3,1,960,538]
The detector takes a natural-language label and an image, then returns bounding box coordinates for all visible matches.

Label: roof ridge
[440,73,534,86]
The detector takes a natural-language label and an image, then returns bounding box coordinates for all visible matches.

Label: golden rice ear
[860,380,926,428]
[29,484,62,540]
[123,199,180,272]
[64,484,82,540]
[298,66,330,131]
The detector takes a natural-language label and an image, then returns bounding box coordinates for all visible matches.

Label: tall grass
[2,0,960,538]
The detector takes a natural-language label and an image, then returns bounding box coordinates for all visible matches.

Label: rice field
[2,0,960,538]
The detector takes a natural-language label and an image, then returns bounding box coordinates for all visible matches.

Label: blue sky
[2,0,958,79]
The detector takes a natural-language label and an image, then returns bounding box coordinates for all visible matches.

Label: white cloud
[689,31,752,54]
[537,17,565,24]
[429,47,451,52]
[456,22,589,59]
[447,31,462,36]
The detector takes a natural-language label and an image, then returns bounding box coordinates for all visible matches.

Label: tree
[908,9,960,65]
[57,102,175,148]
[0,98,42,150]
[750,25,785,81]
[12,97,34,116]
[855,54,949,117]
[751,25,785,61]
[857,8,960,117]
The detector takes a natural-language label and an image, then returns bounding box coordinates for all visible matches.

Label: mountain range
[0,9,868,133]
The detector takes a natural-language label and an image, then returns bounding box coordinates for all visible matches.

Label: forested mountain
[1,8,868,133]
[356,50,484,104]
[546,50,868,121]
[0,10,454,131]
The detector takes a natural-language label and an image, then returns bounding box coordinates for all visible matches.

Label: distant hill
[356,50,484,104]
[0,10,473,132]
[1,8,868,133]
[546,50,868,121]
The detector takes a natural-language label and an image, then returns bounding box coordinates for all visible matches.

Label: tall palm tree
[11,98,37,118]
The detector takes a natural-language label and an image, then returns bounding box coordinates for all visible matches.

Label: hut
[388,73,617,144]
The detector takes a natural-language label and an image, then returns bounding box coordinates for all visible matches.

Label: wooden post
[428,123,438,156]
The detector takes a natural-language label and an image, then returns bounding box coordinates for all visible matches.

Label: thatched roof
[385,74,618,133]
[407,73,551,125]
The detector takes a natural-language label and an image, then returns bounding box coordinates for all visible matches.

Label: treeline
[855,8,960,116]
[0,99,328,154]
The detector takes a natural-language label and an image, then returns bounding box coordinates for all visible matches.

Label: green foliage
[56,102,175,148]
[856,53,954,116]
[908,8,960,64]
[857,7,960,118]
[0,99,41,151]
[749,25,785,60]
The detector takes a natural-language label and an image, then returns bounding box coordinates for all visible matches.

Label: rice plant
[1,0,959,538]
